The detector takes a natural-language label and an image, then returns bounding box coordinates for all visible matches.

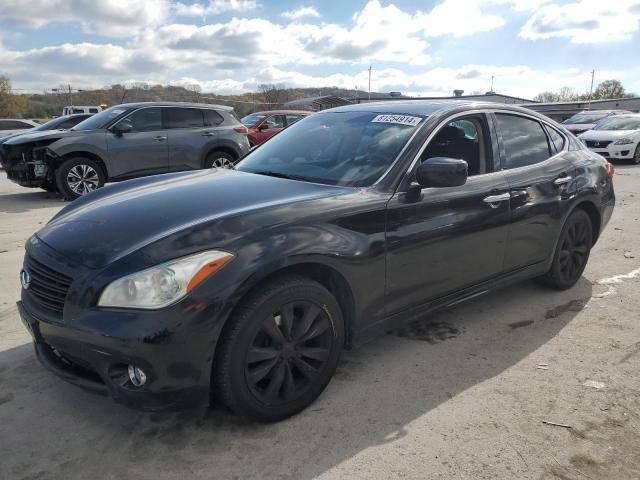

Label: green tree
[0,76,26,117]
[592,79,630,100]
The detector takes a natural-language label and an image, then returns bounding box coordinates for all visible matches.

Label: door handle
[554,175,572,186]
[154,136,167,141]
[483,193,510,207]
[202,132,216,137]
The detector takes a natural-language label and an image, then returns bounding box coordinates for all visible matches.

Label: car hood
[4,129,88,145]
[562,123,596,133]
[0,129,32,140]
[579,129,640,141]
[36,169,351,269]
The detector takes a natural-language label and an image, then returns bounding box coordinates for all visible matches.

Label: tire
[204,151,235,169]
[537,209,593,290]
[55,157,105,200]
[214,275,344,422]
[632,144,640,165]
[40,180,56,192]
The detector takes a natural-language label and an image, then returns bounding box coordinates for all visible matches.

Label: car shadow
[0,190,64,214]
[0,278,592,479]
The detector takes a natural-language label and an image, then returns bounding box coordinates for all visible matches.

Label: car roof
[114,101,233,111]
[324,100,541,117]
[248,110,311,115]
[574,110,631,114]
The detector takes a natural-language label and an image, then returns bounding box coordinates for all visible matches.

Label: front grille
[586,140,612,148]
[26,256,72,314]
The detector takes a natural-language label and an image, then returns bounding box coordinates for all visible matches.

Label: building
[352,91,534,105]
[521,97,640,122]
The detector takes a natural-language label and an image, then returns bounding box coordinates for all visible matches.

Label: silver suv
[1,102,251,199]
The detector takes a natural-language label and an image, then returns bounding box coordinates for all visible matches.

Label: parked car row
[17,100,615,421]
[1,103,311,199]
[572,113,640,164]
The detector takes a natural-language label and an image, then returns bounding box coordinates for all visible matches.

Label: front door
[385,113,511,315]
[106,107,169,179]
[492,113,577,272]
[255,114,286,144]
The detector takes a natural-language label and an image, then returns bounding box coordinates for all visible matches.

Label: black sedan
[17,101,615,421]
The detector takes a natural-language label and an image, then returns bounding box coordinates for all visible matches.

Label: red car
[241,110,310,146]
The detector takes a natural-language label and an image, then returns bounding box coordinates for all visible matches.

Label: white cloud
[520,0,640,43]
[0,0,170,37]
[173,0,257,17]
[417,0,505,37]
[282,6,321,20]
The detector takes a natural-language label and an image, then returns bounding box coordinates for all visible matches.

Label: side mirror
[258,123,270,131]
[112,120,132,135]
[414,157,468,188]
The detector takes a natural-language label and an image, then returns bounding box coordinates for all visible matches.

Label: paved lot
[1,168,639,480]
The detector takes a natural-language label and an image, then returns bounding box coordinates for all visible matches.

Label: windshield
[241,113,267,127]
[72,106,130,131]
[593,117,640,131]
[237,111,424,187]
[563,112,610,125]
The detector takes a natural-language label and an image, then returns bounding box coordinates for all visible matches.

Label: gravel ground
[0,166,639,480]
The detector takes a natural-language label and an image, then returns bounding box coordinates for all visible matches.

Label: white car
[578,115,640,164]
[0,118,40,139]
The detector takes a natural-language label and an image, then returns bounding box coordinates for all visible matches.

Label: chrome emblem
[20,270,31,290]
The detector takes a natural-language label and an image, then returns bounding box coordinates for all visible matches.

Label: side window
[123,108,162,132]
[166,108,205,129]
[59,119,78,129]
[89,108,99,113]
[265,115,286,129]
[421,115,492,176]
[286,115,305,126]
[495,114,551,169]
[544,125,565,153]
[0,120,11,130]
[0,120,33,129]
[203,109,224,127]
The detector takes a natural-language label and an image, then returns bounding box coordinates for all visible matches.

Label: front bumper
[585,142,637,160]
[18,300,214,411]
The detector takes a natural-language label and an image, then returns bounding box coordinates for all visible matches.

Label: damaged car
[1,102,250,199]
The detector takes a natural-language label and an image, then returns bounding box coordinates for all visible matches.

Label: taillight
[606,162,615,177]
[234,126,248,134]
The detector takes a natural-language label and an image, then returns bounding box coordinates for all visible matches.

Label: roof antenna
[490,75,494,93]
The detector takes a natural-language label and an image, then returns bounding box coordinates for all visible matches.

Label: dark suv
[2,102,250,199]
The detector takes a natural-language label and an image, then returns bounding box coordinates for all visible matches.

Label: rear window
[204,109,224,127]
[165,108,204,129]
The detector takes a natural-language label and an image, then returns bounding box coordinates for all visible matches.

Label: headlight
[98,250,233,309]
[614,138,633,145]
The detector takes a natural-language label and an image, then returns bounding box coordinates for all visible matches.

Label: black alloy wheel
[55,157,105,200]
[633,144,640,165]
[538,209,592,290]
[204,151,235,169]
[246,300,333,406]
[214,275,344,422]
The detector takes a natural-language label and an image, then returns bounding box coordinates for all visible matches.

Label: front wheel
[204,151,235,169]
[55,157,105,200]
[538,209,593,290]
[632,144,640,165]
[214,275,344,422]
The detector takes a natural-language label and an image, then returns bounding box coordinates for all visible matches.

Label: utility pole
[587,70,595,110]
[68,84,73,107]
[368,66,372,100]
[490,75,494,93]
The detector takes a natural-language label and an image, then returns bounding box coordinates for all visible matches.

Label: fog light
[128,365,147,386]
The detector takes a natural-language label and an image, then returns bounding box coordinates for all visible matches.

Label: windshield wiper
[252,170,314,182]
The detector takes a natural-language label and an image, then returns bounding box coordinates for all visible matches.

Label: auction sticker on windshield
[371,114,423,127]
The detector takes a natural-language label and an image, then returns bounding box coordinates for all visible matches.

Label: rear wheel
[632,144,640,165]
[55,157,105,200]
[204,151,235,169]
[538,209,593,290]
[214,275,344,422]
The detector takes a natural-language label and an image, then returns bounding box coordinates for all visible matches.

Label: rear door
[492,112,576,272]
[106,107,169,178]
[165,107,212,171]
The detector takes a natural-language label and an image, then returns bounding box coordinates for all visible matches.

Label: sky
[1,0,639,100]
